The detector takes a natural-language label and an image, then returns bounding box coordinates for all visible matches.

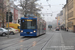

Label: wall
[14,8,18,23]
[67,0,74,31]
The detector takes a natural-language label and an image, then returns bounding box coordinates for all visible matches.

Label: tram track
[0,38,20,45]
[0,32,54,50]
[0,38,31,50]
[0,33,47,50]
[16,34,48,50]
[16,33,54,50]
[0,36,32,45]
[26,33,54,50]
[41,33,54,50]
[26,35,49,50]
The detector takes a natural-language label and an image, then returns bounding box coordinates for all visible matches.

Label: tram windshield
[21,19,36,29]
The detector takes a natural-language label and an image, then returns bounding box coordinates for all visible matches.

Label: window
[68,11,73,19]
[21,19,36,29]
[67,0,73,11]
[0,29,3,31]
[18,26,20,29]
[68,22,73,27]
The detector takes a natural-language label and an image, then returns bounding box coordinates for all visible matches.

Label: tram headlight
[34,30,36,32]
[21,30,23,32]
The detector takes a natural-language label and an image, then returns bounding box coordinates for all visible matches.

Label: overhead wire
[39,0,65,17]
[46,0,53,16]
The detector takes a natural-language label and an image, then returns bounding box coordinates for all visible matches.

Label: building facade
[67,0,74,31]
[14,6,18,23]
[65,4,68,30]
[56,10,64,27]
[63,4,68,30]
[18,9,24,19]
[63,5,66,28]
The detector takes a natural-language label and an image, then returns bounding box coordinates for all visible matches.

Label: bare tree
[18,0,42,16]
[0,0,6,28]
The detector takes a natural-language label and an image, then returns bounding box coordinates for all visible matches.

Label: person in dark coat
[66,27,68,32]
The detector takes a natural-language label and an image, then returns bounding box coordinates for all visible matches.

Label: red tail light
[44,28,46,30]
[16,30,18,31]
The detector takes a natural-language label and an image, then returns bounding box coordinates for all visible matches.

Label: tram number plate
[27,32,30,34]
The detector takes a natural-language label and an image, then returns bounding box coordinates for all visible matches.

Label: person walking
[66,27,68,32]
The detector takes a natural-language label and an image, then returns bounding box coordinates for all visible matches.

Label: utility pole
[24,0,28,16]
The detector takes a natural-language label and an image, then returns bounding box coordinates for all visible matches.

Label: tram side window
[31,20,36,29]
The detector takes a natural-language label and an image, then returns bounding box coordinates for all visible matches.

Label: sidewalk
[60,30,75,34]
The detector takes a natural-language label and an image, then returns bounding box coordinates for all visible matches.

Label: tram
[20,16,46,36]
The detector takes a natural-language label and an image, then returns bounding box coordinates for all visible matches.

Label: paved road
[0,30,75,50]
[0,33,21,43]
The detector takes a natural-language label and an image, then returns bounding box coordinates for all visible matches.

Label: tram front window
[21,19,36,29]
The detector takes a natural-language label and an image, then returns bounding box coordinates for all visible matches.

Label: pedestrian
[66,27,68,32]
[65,28,66,31]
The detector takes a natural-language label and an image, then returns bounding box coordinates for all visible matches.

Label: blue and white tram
[20,17,46,36]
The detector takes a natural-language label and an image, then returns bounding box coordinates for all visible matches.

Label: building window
[67,11,73,19]
[68,22,73,27]
[67,0,73,11]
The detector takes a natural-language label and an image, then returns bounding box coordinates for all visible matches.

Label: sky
[15,0,66,22]
[37,0,66,22]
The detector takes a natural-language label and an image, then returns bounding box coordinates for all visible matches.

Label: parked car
[5,28,19,35]
[0,28,8,36]
[56,27,60,31]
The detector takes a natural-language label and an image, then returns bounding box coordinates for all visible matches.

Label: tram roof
[21,17,37,19]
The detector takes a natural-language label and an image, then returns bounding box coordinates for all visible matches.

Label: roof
[21,17,37,19]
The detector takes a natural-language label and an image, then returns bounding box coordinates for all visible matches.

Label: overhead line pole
[24,0,28,16]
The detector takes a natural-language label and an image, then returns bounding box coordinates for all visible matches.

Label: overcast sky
[37,0,66,22]
[15,0,66,22]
